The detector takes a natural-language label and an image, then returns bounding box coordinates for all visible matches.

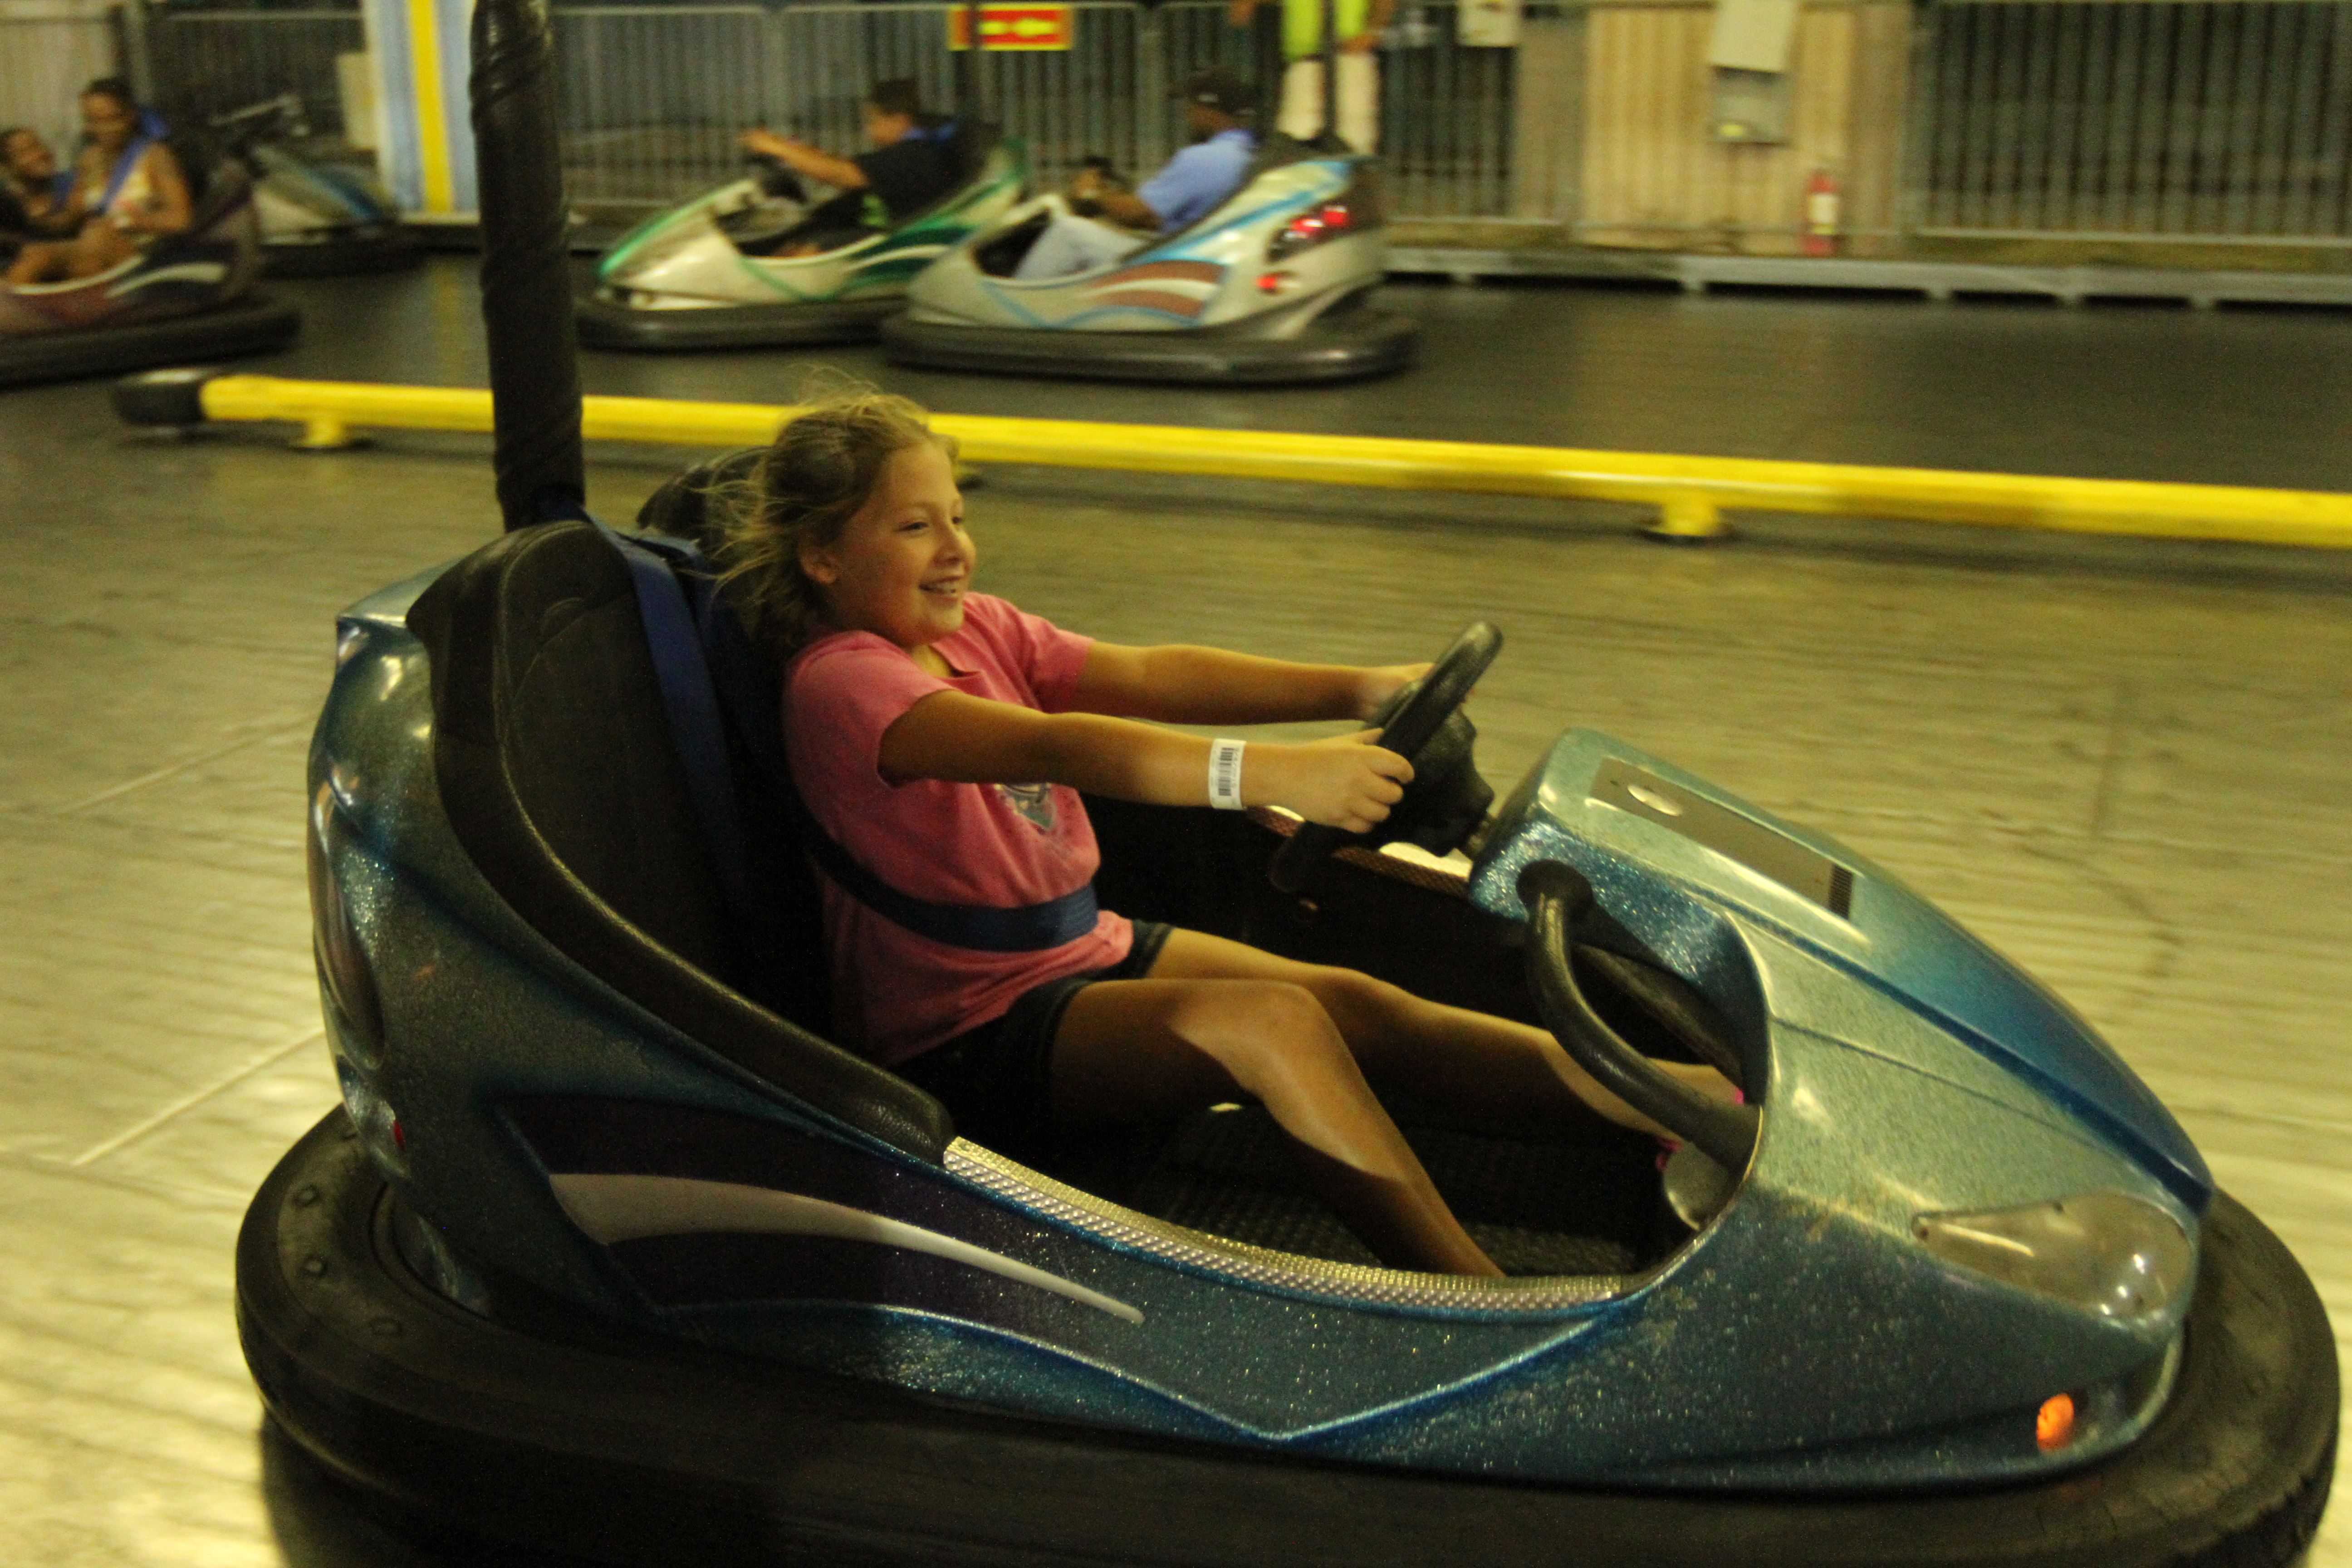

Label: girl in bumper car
[719,390,1731,1276]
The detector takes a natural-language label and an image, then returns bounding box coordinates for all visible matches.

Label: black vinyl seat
[406,520,953,1162]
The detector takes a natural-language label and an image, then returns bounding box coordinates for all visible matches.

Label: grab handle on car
[1519,860,1760,1174]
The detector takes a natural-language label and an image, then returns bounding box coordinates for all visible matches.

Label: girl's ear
[799,539,839,586]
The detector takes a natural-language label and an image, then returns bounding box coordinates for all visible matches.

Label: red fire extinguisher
[1803,167,1841,258]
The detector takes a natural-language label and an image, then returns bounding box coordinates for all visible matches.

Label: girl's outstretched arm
[882,691,1413,833]
[1073,642,1424,727]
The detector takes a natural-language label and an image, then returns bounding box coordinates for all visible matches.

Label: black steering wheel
[1267,622,1503,895]
[745,153,807,203]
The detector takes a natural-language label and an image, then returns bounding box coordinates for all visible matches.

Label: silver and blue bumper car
[0,159,299,388]
[212,95,420,279]
[575,126,1027,352]
[879,136,1416,384]
[243,492,2334,1566]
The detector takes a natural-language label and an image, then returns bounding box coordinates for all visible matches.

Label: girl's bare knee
[1174,981,1344,1076]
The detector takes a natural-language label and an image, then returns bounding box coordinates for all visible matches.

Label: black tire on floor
[113,366,221,427]
[877,307,1418,386]
[241,1109,2336,1568]
[574,293,898,351]
[0,297,299,390]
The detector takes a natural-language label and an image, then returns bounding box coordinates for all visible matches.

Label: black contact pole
[471,0,585,532]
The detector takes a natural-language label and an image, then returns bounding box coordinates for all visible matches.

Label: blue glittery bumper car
[242,474,2336,1567]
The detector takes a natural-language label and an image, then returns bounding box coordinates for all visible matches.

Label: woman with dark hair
[5,78,192,285]
[736,78,960,255]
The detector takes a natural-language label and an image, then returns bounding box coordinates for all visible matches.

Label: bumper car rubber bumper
[243,1108,2336,1568]
[575,292,901,351]
[0,296,300,390]
[263,230,423,280]
[878,305,1418,385]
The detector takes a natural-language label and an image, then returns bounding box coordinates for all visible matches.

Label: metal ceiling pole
[471,0,585,531]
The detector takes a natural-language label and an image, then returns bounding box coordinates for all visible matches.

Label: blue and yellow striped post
[363,0,479,216]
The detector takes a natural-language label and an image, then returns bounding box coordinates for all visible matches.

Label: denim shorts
[895,921,1171,1160]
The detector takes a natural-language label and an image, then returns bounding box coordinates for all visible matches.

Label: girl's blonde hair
[709,384,957,656]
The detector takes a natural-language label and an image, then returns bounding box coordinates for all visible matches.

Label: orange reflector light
[2036,1392,2077,1451]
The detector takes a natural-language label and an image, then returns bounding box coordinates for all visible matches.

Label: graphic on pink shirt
[784,594,1133,1064]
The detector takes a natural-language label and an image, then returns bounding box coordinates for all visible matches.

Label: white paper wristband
[1207,738,1246,810]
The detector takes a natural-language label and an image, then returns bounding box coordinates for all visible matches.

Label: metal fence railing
[1914,0,2352,244]
[82,0,2352,247]
[141,6,364,142]
[549,1,1512,218]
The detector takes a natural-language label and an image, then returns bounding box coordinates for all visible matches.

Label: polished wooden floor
[1,261,2344,1565]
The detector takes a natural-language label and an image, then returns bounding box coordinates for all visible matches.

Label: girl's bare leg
[1050,976,1501,1277]
[1148,928,1735,1141]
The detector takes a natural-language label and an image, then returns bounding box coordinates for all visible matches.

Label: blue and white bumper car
[244,485,2333,1566]
[881,134,1414,383]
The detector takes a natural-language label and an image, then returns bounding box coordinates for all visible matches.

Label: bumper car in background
[0,158,299,389]
[576,124,1027,351]
[879,135,1416,384]
[214,95,420,279]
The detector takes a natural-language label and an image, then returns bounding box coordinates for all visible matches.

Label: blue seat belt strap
[589,519,1101,955]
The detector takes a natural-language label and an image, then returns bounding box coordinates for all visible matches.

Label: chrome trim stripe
[550,1172,1145,1323]
[947,1142,1632,1312]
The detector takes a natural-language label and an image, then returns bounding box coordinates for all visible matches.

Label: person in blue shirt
[1013,69,1259,280]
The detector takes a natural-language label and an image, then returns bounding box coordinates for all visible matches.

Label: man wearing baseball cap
[1013,69,1259,279]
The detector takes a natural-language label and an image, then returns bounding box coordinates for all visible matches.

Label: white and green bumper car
[577,126,1026,352]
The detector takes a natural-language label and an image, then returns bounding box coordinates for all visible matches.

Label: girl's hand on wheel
[1258,731,1412,833]
[1351,662,1429,724]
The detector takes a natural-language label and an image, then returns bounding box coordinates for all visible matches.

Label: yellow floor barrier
[122,370,2352,549]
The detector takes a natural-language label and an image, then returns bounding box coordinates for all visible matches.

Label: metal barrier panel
[142,7,364,140]
[1916,0,2352,244]
[1577,0,1912,252]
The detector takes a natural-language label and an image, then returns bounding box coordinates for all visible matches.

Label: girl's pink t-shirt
[784,593,1133,1065]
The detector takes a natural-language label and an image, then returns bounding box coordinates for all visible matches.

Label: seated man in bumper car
[737,78,961,258]
[1013,68,1259,279]
[5,78,191,285]
[716,389,1732,1275]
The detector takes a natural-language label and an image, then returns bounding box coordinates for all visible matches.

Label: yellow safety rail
[191,373,2352,549]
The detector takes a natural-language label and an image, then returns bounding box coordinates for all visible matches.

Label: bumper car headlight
[1912,1192,2193,1320]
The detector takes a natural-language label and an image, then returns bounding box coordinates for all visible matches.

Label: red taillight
[2036,1392,2078,1451]
[1267,200,1358,262]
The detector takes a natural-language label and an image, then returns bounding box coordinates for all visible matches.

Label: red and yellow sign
[949,5,1073,49]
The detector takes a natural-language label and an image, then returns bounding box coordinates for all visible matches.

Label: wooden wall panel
[1578,0,1912,252]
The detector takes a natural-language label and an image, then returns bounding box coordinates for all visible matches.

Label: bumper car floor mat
[243,1108,2336,1568]
[0,296,300,389]
[575,293,901,351]
[877,307,1418,386]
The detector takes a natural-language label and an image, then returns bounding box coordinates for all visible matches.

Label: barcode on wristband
[1208,738,1246,810]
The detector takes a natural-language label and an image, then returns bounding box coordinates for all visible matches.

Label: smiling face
[801,440,973,659]
[81,91,136,155]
